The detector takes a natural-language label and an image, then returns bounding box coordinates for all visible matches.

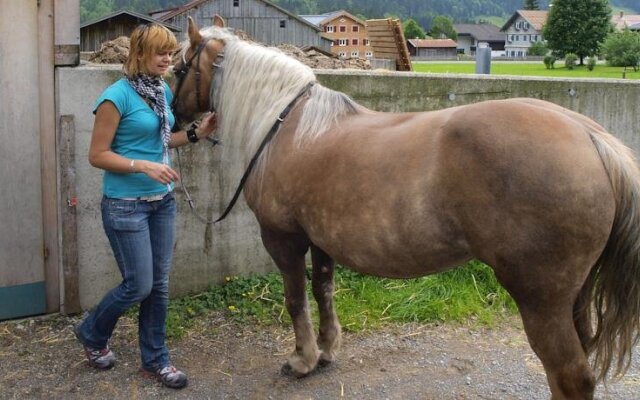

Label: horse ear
[212,15,226,28]
[187,16,202,47]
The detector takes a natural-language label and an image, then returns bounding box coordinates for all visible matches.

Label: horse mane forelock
[193,27,362,161]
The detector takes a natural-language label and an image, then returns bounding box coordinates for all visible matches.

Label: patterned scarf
[127,74,171,164]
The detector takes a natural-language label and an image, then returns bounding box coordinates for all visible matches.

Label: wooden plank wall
[167,0,327,49]
[366,18,412,71]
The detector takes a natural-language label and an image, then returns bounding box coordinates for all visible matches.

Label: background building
[501,10,547,58]
[150,0,331,49]
[302,10,371,59]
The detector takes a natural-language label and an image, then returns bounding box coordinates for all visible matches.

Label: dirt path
[1,313,638,399]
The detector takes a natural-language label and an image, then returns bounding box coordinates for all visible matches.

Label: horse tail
[581,127,640,381]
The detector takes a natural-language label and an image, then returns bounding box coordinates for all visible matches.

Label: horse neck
[214,39,316,160]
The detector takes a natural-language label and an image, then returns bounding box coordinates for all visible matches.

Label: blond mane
[190,27,362,165]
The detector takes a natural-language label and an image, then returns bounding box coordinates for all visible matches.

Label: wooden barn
[407,39,458,60]
[80,10,181,52]
[150,0,332,50]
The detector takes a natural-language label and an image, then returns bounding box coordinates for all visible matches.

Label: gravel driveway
[1,312,638,399]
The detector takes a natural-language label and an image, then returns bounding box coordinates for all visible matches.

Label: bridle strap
[212,81,315,223]
[171,39,212,112]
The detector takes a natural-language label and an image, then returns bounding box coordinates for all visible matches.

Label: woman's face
[143,51,173,76]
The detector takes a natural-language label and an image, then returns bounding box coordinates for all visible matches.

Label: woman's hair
[124,23,178,77]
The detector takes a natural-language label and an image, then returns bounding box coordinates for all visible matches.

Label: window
[352,39,358,46]
[365,51,373,58]
[338,38,347,46]
[334,39,339,46]
[279,20,286,28]
[326,25,334,33]
[516,35,520,41]
[351,51,358,57]
[364,39,370,46]
[233,0,239,6]
[352,25,359,32]
[339,26,346,32]
[338,52,346,58]
[523,21,529,30]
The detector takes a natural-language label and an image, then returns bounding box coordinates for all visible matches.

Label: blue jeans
[77,192,176,371]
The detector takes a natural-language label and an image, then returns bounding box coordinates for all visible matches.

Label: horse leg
[260,228,320,377]
[498,270,596,400]
[310,244,341,366]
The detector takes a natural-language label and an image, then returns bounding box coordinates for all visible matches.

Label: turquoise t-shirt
[93,78,176,198]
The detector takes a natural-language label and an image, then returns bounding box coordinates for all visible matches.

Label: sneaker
[141,365,188,389]
[74,325,116,370]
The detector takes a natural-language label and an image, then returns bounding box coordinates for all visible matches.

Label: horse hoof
[280,362,309,378]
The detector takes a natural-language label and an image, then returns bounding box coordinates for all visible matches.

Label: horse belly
[300,203,472,279]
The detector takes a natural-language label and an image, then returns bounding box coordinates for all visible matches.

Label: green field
[413,61,640,80]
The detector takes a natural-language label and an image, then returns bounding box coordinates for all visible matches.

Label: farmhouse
[501,10,547,58]
[301,10,372,59]
[406,39,458,60]
[80,9,180,52]
[454,23,505,56]
[612,11,640,30]
[150,0,331,50]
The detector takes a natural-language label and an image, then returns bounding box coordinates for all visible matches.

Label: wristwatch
[186,125,199,143]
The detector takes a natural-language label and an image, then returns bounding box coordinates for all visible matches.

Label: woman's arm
[88,101,179,185]
[168,112,218,148]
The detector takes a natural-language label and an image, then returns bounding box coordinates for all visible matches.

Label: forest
[81,0,639,29]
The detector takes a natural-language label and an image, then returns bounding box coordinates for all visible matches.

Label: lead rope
[177,81,315,225]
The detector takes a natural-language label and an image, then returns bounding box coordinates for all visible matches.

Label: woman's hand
[196,112,217,139]
[137,160,180,184]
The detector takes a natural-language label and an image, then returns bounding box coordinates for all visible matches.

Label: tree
[403,18,427,39]
[528,41,548,56]
[543,0,612,65]
[601,29,640,71]
[430,15,458,41]
[524,0,540,10]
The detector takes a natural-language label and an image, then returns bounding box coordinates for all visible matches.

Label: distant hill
[81,0,639,29]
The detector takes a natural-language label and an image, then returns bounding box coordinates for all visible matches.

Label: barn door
[0,2,47,320]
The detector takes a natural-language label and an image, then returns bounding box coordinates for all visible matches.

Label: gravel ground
[1,312,638,399]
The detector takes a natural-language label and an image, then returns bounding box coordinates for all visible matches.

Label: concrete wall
[56,66,275,310]
[57,66,640,309]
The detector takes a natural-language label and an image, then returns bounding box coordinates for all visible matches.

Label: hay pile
[88,36,130,64]
[276,44,370,70]
[88,34,370,70]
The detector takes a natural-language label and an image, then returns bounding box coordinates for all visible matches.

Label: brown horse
[172,17,640,399]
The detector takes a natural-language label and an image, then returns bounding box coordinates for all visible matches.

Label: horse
[171,16,640,399]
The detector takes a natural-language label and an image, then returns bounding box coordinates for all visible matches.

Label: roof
[612,12,640,30]
[407,39,457,49]
[299,12,339,26]
[320,10,366,27]
[80,9,181,31]
[454,23,504,42]
[154,0,321,32]
[501,10,548,32]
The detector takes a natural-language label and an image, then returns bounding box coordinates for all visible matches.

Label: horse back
[248,99,615,277]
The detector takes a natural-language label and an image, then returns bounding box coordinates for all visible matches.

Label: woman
[74,23,216,389]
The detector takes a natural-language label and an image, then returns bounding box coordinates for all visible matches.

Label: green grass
[474,15,507,27]
[412,61,640,80]
[162,260,516,339]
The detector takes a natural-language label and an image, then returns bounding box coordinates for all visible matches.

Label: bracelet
[130,159,136,172]
[186,126,199,143]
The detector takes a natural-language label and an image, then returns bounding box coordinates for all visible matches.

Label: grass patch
[163,260,516,339]
[412,62,640,80]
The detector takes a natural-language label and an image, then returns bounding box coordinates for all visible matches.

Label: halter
[171,38,221,113]
[171,37,315,224]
